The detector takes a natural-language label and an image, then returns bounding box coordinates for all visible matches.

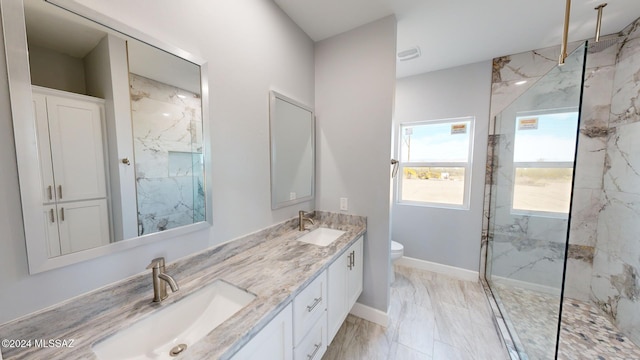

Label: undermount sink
[92,279,256,360]
[297,227,346,247]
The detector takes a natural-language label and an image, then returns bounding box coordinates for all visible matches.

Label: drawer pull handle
[307,342,322,360]
[306,297,322,312]
[49,208,55,223]
[47,185,53,200]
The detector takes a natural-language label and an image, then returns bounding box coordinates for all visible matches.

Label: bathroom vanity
[0,212,366,360]
[0,1,363,359]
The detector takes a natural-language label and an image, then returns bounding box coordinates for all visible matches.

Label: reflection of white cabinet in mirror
[270,91,315,209]
[1,0,212,273]
[33,88,107,202]
[32,87,111,257]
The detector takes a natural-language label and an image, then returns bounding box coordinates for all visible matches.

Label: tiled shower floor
[493,283,640,359]
[558,299,640,360]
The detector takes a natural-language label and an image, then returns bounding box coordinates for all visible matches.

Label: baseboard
[349,302,388,327]
[396,256,479,282]
[491,275,561,296]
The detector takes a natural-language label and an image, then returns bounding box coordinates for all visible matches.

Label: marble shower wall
[130,74,205,235]
[591,18,640,345]
[566,35,619,301]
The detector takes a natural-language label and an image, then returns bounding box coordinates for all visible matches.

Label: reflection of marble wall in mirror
[130,74,205,235]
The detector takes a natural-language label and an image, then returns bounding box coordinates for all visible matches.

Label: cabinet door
[46,95,106,202]
[327,251,348,342]
[347,237,364,308]
[231,303,293,360]
[33,93,56,204]
[57,199,110,255]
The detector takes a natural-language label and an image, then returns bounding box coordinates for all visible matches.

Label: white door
[327,252,348,341]
[46,95,107,202]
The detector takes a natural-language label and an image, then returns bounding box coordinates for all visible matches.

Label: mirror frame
[269,90,315,209]
[1,0,213,273]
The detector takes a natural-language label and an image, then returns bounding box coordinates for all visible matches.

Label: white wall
[84,34,138,241]
[315,16,397,312]
[0,0,314,324]
[392,61,492,271]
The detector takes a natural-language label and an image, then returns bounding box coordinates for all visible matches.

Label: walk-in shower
[482,13,640,359]
[484,41,586,360]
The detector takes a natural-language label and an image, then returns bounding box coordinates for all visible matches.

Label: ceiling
[273,0,640,78]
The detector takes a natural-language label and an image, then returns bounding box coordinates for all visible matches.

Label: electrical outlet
[289,192,296,200]
[340,197,348,211]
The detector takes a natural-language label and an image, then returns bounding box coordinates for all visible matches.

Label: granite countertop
[0,212,366,360]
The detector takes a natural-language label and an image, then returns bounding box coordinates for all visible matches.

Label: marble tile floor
[323,265,509,360]
[492,283,640,360]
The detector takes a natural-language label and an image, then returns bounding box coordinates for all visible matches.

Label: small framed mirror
[269,91,314,209]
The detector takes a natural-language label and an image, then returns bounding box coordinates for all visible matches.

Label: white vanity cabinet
[327,236,364,341]
[230,303,293,360]
[32,87,110,257]
[232,236,363,360]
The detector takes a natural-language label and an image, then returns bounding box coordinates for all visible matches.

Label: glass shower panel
[486,43,586,359]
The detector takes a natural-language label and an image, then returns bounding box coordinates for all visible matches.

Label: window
[512,110,579,215]
[397,117,474,209]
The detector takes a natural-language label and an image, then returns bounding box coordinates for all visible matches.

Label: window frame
[396,117,475,210]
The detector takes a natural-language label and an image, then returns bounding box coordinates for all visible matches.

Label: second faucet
[298,210,315,231]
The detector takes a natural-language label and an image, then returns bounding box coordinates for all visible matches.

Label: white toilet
[390,240,404,283]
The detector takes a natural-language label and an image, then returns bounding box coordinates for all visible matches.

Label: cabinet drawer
[293,270,327,345]
[294,311,327,360]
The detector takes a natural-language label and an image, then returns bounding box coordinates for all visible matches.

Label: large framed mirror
[1,0,212,273]
[269,91,314,209]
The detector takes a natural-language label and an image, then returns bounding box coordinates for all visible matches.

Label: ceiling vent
[397,46,421,61]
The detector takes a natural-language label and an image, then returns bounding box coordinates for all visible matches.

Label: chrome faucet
[146,257,179,302]
[298,210,315,231]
